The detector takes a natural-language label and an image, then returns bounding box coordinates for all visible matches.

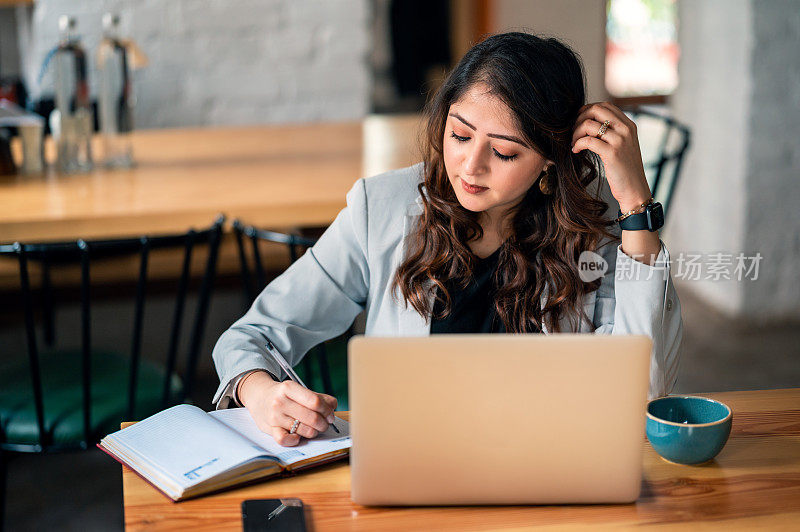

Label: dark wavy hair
[392,32,617,333]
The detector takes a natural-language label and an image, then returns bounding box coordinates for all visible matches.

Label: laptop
[348,334,652,505]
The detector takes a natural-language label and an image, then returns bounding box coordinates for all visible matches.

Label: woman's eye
[493,149,518,162]
[450,130,517,161]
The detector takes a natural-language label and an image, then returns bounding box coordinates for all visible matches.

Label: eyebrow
[448,112,530,149]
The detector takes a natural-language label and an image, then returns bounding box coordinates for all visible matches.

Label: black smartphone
[241,498,307,532]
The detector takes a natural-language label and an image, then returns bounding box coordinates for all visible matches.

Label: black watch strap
[617,202,664,232]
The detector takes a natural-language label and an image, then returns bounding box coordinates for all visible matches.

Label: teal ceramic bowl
[646,396,732,465]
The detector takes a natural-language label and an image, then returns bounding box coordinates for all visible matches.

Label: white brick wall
[20,0,371,128]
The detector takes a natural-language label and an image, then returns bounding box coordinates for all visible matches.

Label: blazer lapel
[539,284,551,334]
[545,284,597,334]
[397,196,433,336]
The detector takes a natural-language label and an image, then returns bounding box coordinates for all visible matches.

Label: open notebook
[99,404,351,501]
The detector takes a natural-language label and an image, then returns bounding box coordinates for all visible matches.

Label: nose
[463,141,488,177]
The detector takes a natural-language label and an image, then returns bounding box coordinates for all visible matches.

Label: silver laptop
[348,334,652,505]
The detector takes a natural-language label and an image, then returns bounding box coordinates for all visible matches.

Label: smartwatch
[617,201,664,232]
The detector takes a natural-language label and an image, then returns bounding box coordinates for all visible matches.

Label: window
[606,0,679,98]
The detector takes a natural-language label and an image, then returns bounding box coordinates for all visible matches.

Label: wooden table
[121,389,800,530]
[0,115,424,243]
[0,116,423,289]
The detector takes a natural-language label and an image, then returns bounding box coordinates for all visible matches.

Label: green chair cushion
[0,349,182,447]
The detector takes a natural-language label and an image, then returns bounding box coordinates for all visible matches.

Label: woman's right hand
[237,370,338,447]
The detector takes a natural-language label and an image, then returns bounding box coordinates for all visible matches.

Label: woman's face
[443,83,551,229]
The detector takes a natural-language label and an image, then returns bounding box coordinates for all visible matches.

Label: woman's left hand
[571,102,652,212]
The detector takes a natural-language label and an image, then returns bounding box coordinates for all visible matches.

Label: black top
[430,247,507,334]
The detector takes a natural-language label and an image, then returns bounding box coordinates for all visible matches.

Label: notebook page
[106,404,271,488]
[208,408,352,466]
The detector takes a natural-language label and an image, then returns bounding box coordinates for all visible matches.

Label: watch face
[648,203,665,231]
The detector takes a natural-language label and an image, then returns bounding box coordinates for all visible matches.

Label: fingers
[571,118,623,147]
[572,135,613,160]
[323,394,338,411]
[293,422,319,439]
[283,382,337,418]
[578,101,629,124]
[270,425,301,447]
[281,398,331,433]
[309,390,337,411]
[276,412,320,439]
[572,101,639,162]
[598,101,637,130]
[574,102,636,139]
[245,379,338,446]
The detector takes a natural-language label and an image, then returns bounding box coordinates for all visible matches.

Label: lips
[460,178,489,194]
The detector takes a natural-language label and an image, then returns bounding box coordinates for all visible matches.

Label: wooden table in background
[0,115,424,243]
[121,389,800,530]
[0,115,424,289]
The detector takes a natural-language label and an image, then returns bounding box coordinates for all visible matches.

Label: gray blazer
[212,163,682,405]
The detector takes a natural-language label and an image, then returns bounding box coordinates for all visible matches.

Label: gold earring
[538,166,554,195]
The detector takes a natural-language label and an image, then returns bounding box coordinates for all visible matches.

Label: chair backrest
[0,216,224,452]
[232,219,317,306]
[625,107,691,218]
[231,220,343,396]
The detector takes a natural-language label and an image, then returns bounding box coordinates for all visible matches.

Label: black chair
[625,107,691,218]
[0,216,224,527]
[232,220,351,401]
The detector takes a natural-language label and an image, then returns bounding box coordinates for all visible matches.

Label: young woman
[212,32,682,447]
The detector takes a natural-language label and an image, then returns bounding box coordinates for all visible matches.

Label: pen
[265,340,340,434]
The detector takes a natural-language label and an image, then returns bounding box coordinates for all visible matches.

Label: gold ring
[289,419,300,434]
[596,120,611,138]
